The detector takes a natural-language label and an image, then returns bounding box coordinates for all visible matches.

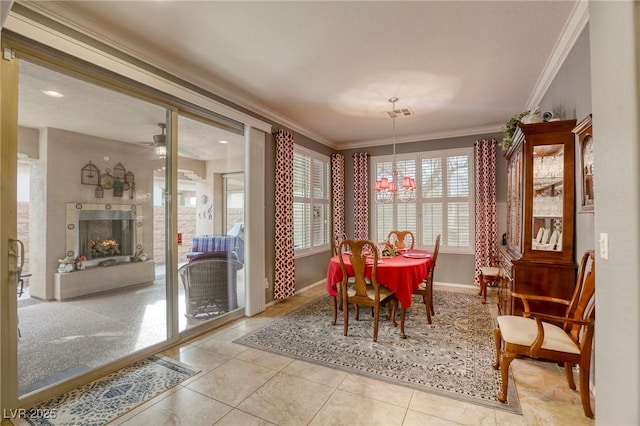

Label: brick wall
[17,202,30,272]
[153,206,197,265]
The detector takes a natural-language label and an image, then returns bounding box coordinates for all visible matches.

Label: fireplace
[57,202,154,300]
[78,209,136,261]
[64,203,146,267]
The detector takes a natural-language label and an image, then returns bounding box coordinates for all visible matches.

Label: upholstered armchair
[493,250,596,418]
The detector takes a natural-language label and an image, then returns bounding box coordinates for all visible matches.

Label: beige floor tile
[494,409,535,426]
[339,374,413,408]
[236,348,294,371]
[198,337,251,357]
[231,316,277,332]
[282,359,348,388]
[106,386,180,425]
[186,358,278,406]
[408,391,497,426]
[510,359,594,425]
[216,409,276,426]
[402,409,464,426]
[309,388,407,426]
[205,326,252,342]
[162,345,232,373]
[117,387,233,426]
[237,372,334,426]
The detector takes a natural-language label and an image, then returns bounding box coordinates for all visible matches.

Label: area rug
[235,289,521,414]
[23,356,198,425]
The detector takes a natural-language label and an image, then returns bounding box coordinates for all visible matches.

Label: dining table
[326,249,433,338]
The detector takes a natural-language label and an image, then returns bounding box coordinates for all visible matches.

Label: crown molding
[525,0,589,110]
[339,124,503,150]
[13,1,586,152]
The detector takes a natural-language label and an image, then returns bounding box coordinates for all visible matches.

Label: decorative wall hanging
[81,162,100,186]
[83,160,137,199]
[113,162,126,180]
[100,169,115,189]
[125,171,135,184]
[113,179,124,197]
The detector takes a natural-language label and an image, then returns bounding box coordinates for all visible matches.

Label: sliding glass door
[176,115,246,333]
[11,59,171,399]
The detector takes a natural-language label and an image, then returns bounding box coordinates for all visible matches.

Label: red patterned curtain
[353,152,369,240]
[274,130,296,299]
[331,154,345,240]
[474,139,497,286]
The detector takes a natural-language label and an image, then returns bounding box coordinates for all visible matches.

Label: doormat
[22,356,198,425]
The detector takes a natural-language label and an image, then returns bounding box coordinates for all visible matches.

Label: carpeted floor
[235,288,521,414]
[21,356,197,426]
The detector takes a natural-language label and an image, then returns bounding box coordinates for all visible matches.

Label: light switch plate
[599,233,608,260]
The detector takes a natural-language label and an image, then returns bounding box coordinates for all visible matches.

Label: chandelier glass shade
[375,97,416,203]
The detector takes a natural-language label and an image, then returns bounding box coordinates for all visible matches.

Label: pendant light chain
[375,97,416,203]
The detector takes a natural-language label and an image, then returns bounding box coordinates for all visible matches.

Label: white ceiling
[16,1,582,150]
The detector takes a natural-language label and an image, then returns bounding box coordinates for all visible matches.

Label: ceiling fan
[151,123,166,159]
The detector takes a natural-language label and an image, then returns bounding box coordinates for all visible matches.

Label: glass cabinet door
[531,144,564,252]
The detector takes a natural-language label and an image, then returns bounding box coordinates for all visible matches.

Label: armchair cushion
[480,266,500,277]
[497,315,580,355]
[188,234,243,263]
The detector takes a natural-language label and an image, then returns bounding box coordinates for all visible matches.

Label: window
[371,148,474,253]
[293,146,330,255]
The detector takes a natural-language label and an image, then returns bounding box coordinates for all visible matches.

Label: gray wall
[590,2,639,423]
[538,25,594,263]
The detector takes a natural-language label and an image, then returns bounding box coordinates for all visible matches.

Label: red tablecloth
[326,250,432,308]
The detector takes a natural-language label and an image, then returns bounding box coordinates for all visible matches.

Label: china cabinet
[498,119,577,317]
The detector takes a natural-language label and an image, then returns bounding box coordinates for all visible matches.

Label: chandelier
[375,97,416,203]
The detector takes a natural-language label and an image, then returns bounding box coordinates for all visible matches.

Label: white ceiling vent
[386,108,413,118]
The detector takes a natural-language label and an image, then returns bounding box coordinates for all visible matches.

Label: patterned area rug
[235,289,521,413]
[24,356,198,425]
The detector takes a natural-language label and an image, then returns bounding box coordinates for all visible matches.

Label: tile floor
[107,284,595,426]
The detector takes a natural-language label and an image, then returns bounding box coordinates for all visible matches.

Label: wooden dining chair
[337,239,397,342]
[493,250,596,418]
[412,234,440,323]
[387,230,415,250]
[479,254,501,304]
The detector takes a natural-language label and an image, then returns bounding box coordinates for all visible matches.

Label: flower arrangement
[381,242,398,257]
[501,110,530,151]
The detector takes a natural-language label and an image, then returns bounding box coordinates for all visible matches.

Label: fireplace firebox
[77,209,136,261]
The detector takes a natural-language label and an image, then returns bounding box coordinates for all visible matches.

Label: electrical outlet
[264,278,269,289]
[599,233,608,260]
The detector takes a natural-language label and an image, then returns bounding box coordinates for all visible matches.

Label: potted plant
[501,110,530,151]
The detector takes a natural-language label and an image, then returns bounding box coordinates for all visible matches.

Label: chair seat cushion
[480,266,500,277]
[347,286,394,301]
[497,315,580,355]
[417,281,427,290]
[346,277,371,285]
